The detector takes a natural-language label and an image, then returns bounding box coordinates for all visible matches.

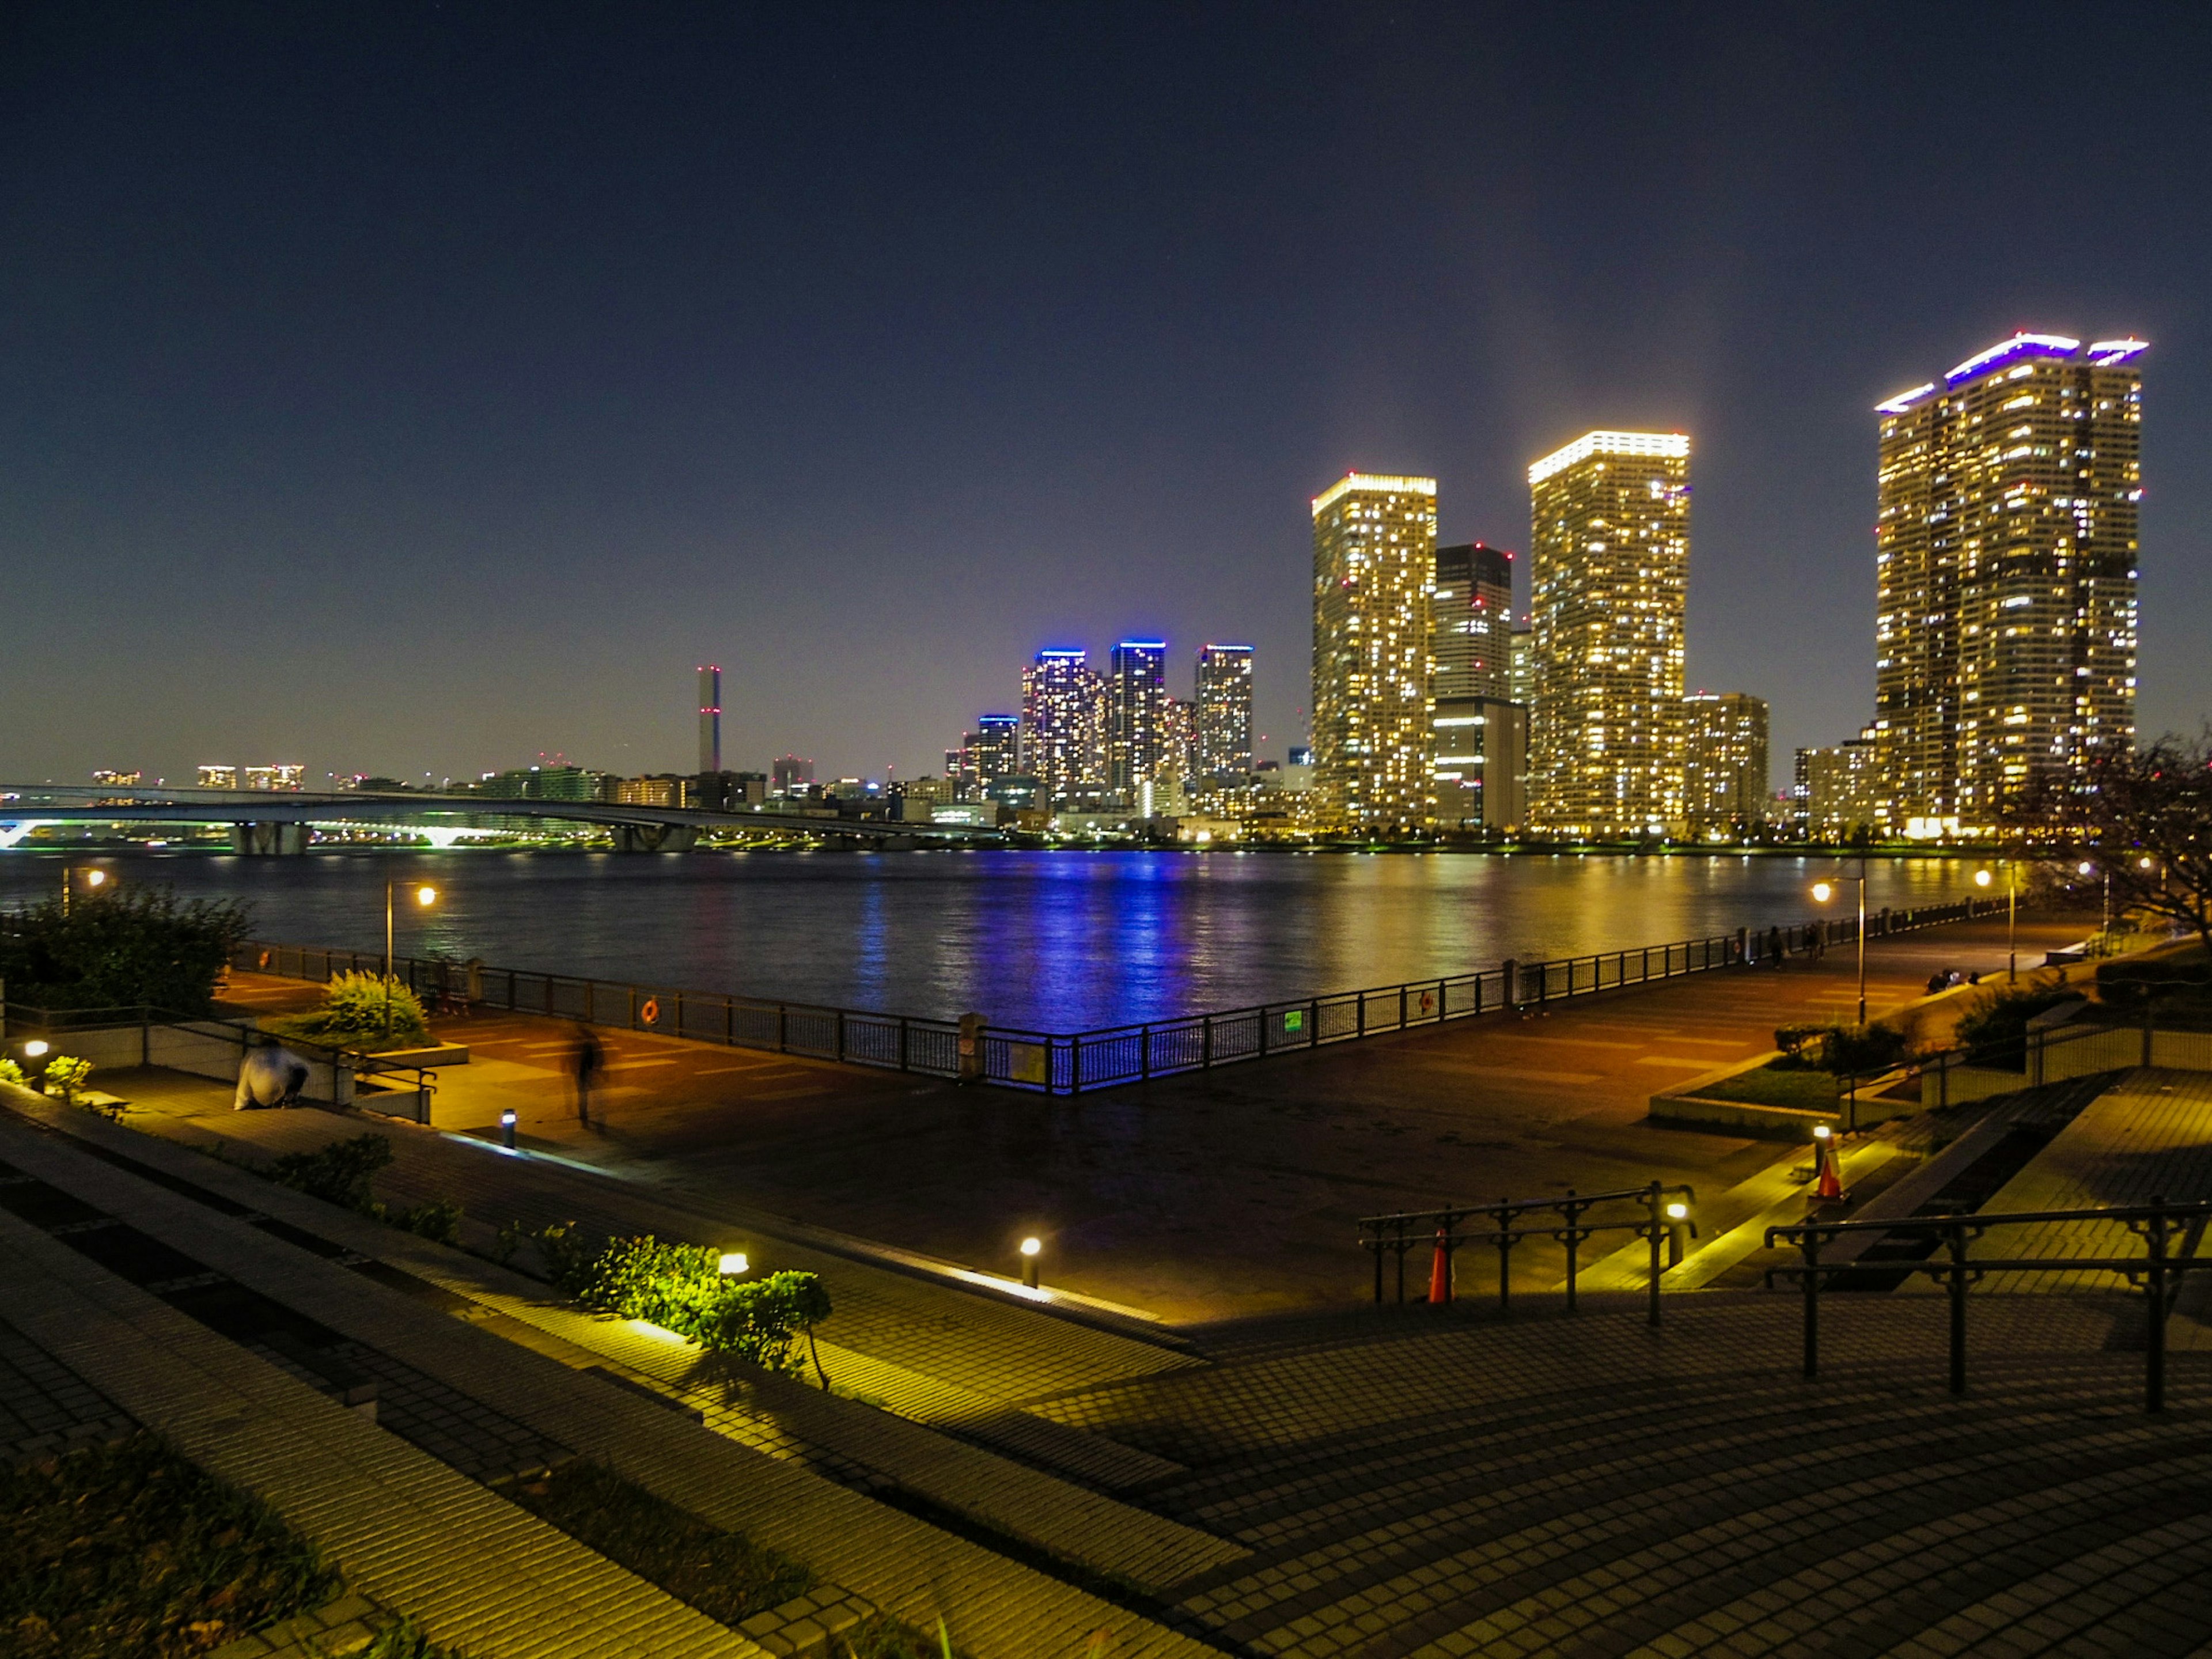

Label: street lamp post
[60,865,108,916]
[1973,862,2019,982]
[1812,855,1869,1027]
[384,878,438,1036]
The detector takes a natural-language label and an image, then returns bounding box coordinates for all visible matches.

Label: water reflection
[0,850,1977,1030]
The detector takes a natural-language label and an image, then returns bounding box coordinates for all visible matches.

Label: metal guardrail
[235,894,2009,1096]
[1361,1181,1697,1324]
[1766,1199,2212,1412]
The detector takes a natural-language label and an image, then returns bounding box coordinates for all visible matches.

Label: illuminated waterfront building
[92,769,142,787]
[1195,644,1255,780]
[1107,640,1168,801]
[1021,647,1105,806]
[1433,698,1527,831]
[1433,544,1514,701]
[770,755,815,796]
[1681,692,1770,833]
[1310,472,1437,832]
[196,765,238,789]
[243,765,305,791]
[1873,334,2145,835]
[1795,733,1882,840]
[1527,431,1691,838]
[948,714,1020,800]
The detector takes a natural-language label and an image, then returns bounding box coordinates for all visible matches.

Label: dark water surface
[0,850,1982,1029]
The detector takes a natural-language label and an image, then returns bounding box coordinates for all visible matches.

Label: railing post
[1435,978,1447,1021]
[1141,1025,1153,1080]
[1800,1226,1821,1378]
[777,1003,788,1054]
[1357,993,1367,1037]
[1494,1205,1513,1315]
[1309,998,1319,1047]
[1646,1181,1665,1326]
[898,1017,910,1072]
[836,1008,847,1062]
[1202,1014,1213,1068]
[1562,1191,1581,1313]
[1371,1230,1381,1304]
[1947,1221,1969,1395]
[2147,1194,2170,1413]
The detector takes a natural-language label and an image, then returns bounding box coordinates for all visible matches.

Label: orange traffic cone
[1815,1135,1844,1200]
[1427,1228,1452,1305]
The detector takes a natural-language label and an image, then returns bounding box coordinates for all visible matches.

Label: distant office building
[197,766,238,789]
[1796,735,1883,840]
[1528,431,1691,837]
[476,765,603,801]
[243,765,305,792]
[949,714,1020,800]
[1107,641,1168,801]
[1311,472,1438,832]
[1021,648,1105,805]
[1509,623,1534,707]
[697,665,722,775]
[1433,544,1514,702]
[1873,333,2145,835]
[771,755,815,796]
[1433,696,1527,831]
[892,776,955,822]
[606,774,690,808]
[1682,692,1770,832]
[92,769,141,787]
[1195,644,1255,779]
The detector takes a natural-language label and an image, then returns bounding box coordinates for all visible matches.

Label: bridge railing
[233,893,2009,1096]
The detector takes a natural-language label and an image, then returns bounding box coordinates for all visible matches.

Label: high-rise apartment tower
[1107,641,1167,800]
[1194,645,1255,779]
[1872,333,2145,834]
[1311,473,1438,831]
[1431,544,1514,701]
[1527,431,1691,837]
[1681,692,1770,832]
[1021,648,1104,806]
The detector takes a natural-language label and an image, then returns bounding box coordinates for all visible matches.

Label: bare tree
[2022,732,2212,961]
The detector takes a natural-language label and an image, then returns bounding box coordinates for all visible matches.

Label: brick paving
[224,912,2095,1321]
[0,1310,135,1465]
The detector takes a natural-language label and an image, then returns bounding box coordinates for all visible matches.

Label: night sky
[4,3,2207,790]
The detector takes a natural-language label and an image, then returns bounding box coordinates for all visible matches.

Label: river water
[0,849,1988,1031]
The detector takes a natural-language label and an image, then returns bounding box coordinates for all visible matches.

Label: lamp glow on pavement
[718,1251,748,1276]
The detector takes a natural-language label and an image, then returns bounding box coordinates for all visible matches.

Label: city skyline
[3,8,2205,791]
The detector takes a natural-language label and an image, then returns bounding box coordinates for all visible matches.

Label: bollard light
[717,1251,748,1277]
[22,1040,48,1059]
[1019,1236,1042,1290]
[1813,1123,1832,1141]
[499,1107,517,1149]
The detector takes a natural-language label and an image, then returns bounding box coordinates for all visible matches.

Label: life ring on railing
[639,997,660,1026]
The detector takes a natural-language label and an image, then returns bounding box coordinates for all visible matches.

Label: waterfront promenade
[208,911,2095,1323]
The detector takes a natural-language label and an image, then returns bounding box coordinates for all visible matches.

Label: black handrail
[1765,1198,2212,1411]
[1362,1181,1696,1325]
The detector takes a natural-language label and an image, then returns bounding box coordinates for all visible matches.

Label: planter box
[1650,1051,1918,1138]
[361,1042,469,1070]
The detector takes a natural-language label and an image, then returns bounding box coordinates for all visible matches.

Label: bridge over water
[0,785,1000,852]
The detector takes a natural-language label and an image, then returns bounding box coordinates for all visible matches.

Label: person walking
[573,1023,603,1129]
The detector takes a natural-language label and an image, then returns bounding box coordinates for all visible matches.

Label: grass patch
[506,1461,813,1625]
[1692,1065,1842,1112]
[1,1431,339,1658]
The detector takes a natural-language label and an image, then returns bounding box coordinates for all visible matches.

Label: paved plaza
[16,906,2211,1657]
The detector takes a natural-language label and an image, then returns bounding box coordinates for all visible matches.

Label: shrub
[0,886,253,1014]
[539,1227,832,1372]
[262,1134,393,1210]
[1,1430,339,1658]
[1954,980,2080,1071]
[41,1055,93,1105]
[385,1197,463,1245]
[362,1620,467,1659]
[1,1056,29,1088]
[265,972,430,1051]
[1824,1023,1910,1077]
[2097,942,2212,1018]
[1772,1024,1828,1069]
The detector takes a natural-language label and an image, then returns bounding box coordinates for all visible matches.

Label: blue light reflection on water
[0,849,1981,1030]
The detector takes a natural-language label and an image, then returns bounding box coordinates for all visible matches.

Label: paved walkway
[222,913,2096,1322]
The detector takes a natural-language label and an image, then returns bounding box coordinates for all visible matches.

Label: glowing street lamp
[1974,863,2018,980]
[384,878,439,1036]
[1813,857,1869,1025]
[60,864,108,916]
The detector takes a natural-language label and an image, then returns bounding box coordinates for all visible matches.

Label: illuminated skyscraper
[1873,334,2145,834]
[948,714,1020,800]
[1431,544,1514,700]
[1508,623,1533,706]
[1107,640,1167,799]
[697,665,722,775]
[1021,648,1104,805]
[1681,692,1770,832]
[1527,431,1691,837]
[1311,473,1437,831]
[1194,644,1255,779]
